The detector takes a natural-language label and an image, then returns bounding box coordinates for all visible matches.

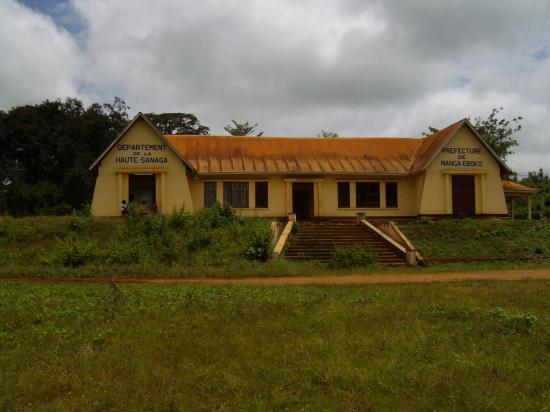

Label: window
[223,182,249,208]
[255,181,268,208]
[204,182,217,208]
[356,182,380,208]
[385,182,398,208]
[337,182,350,208]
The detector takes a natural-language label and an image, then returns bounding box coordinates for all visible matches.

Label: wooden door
[452,175,475,217]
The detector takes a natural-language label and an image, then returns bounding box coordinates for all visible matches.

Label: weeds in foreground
[329,245,378,269]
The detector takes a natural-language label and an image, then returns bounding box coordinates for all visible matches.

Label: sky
[1,0,550,176]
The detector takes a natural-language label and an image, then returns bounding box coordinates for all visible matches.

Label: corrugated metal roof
[502,180,538,193]
[163,118,509,175]
[166,135,422,175]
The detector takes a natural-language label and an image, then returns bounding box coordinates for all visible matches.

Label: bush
[488,307,538,335]
[245,233,270,262]
[329,245,378,269]
[69,209,87,232]
[43,236,100,267]
[167,206,188,230]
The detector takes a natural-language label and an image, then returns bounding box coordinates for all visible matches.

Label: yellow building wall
[91,118,193,216]
[419,127,507,215]
[189,174,418,217]
[91,120,507,218]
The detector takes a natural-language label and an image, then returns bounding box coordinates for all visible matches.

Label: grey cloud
[2,0,549,174]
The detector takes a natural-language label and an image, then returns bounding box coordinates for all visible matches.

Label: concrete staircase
[284,221,406,265]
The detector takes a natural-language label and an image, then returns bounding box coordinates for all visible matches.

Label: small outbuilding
[90,113,514,219]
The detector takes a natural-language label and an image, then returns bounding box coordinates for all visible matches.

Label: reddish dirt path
[2,269,550,286]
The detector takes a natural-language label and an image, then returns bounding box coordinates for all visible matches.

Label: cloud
[5,0,550,174]
[0,0,80,109]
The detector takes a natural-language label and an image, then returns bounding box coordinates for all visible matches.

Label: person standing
[120,200,128,216]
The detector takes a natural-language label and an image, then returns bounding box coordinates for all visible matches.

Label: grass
[0,213,549,279]
[400,218,550,261]
[0,280,549,410]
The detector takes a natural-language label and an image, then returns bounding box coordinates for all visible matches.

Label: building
[90,113,532,219]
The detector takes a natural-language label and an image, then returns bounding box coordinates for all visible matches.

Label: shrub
[419,216,434,225]
[43,236,100,267]
[167,206,188,230]
[69,209,86,232]
[245,233,270,261]
[488,307,538,335]
[329,245,378,269]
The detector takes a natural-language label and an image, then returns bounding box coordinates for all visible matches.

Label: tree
[525,168,549,185]
[0,97,129,215]
[422,107,521,161]
[521,168,550,219]
[224,120,263,136]
[145,112,209,135]
[472,107,521,160]
[318,130,339,138]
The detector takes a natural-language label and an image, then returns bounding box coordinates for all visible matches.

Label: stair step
[284,221,406,266]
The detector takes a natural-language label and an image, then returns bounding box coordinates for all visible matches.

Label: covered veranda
[502,180,539,220]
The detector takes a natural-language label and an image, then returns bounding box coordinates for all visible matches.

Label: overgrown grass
[0,280,548,410]
[400,218,550,261]
[0,214,549,278]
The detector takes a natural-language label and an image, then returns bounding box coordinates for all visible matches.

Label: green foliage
[145,112,209,135]
[244,222,272,262]
[400,219,550,259]
[318,130,339,137]
[43,236,100,267]
[19,207,273,271]
[0,281,548,410]
[224,120,263,136]
[0,97,130,216]
[330,245,378,268]
[488,307,538,335]
[422,107,521,161]
[472,107,521,161]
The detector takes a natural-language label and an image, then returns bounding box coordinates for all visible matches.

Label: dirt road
[2,268,550,286]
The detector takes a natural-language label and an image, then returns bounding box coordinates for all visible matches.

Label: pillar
[511,198,515,221]
[117,173,123,215]
[315,181,322,217]
[285,181,292,214]
[160,172,166,213]
[527,196,532,220]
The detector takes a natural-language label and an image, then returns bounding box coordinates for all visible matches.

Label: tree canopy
[0,97,130,215]
[318,130,339,137]
[423,107,521,161]
[224,120,263,136]
[145,112,209,135]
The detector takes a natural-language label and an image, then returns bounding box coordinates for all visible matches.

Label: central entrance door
[129,174,156,208]
[292,182,314,219]
[452,175,475,217]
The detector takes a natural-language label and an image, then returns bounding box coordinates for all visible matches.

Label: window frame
[356,182,380,208]
[223,181,250,209]
[254,181,269,209]
[203,181,217,208]
[385,182,398,209]
[337,181,351,208]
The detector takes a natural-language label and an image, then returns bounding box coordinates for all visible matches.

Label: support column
[160,172,166,213]
[527,196,532,220]
[316,181,322,217]
[480,174,486,214]
[285,181,292,215]
[511,198,515,221]
[444,174,451,215]
[117,173,123,215]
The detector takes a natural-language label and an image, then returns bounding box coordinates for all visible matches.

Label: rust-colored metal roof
[164,118,509,175]
[409,119,466,173]
[502,180,538,193]
[166,135,422,175]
